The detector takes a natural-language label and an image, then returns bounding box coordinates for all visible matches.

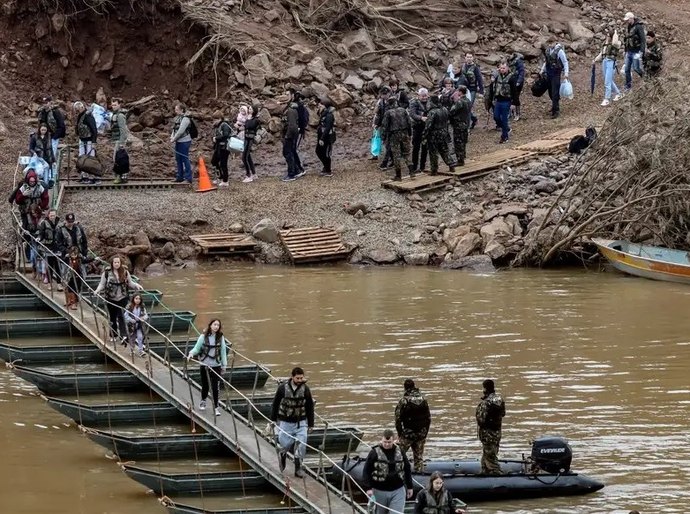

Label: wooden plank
[279,227,350,265]
[543,127,583,140]
[282,235,342,245]
[382,173,452,193]
[516,139,568,154]
[190,234,250,241]
[280,228,333,237]
[442,150,536,178]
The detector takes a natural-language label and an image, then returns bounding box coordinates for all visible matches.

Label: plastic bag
[24,155,49,179]
[91,103,111,134]
[370,129,382,157]
[228,136,244,153]
[560,79,574,100]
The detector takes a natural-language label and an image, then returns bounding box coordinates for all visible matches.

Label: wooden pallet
[189,233,258,256]
[515,138,569,154]
[279,227,351,264]
[382,173,452,193]
[442,149,537,179]
[542,127,584,140]
[62,179,191,191]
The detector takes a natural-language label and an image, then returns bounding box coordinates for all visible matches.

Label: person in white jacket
[593,28,623,106]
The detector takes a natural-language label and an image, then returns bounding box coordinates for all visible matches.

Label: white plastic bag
[560,79,574,100]
[24,155,49,179]
[90,103,111,134]
[228,137,244,153]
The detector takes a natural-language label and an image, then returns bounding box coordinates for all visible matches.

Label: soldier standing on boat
[363,428,414,514]
[270,366,314,478]
[475,379,505,475]
[395,379,431,472]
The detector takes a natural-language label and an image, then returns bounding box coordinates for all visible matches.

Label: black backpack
[187,117,199,139]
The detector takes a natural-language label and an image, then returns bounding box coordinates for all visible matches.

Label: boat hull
[164,504,306,514]
[593,237,690,284]
[122,463,268,495]
[331,456,604,503]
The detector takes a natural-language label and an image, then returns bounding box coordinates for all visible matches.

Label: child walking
[124,292,149,357]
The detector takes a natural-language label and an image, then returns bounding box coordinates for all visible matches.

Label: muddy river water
[1,266,689,513]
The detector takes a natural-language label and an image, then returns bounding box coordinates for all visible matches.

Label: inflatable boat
[329,437,605,503]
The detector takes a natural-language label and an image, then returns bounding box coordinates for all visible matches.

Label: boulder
[59,57,69,69]
[51,13,66,32]
[290,44,314,63]
[251,218,280,243]
[441,254,496,272]
[484,241,508,260]
[307,57,333,83]
[344,202,369,215]
[35,22,48,39]
[94,44,115,72]
[341,28,376,57]
[264,9,280,22]
[483,203,529,222]
[534,179,558,194]
[442,225,471,252]
[404,252,430,266]
[133,253,154,273]
[132,230,151,250]
[310,81,330,100]
[95,87,108,106]
[262,98,284,116]
[258,108,272,125]
[229,222,244,233]
[453,233,483,258]
[366,249,399,264]
[509,40,541,59]
[244,53,272,90]
[567,20,594,41]
[456,28,479,44]
[283,65,305,81]
[145,262,167,276]
[480,217,513,246]
[343,74,365,90]
[328,86,353,108]
[139,110,165,128]
[159,241,175,259]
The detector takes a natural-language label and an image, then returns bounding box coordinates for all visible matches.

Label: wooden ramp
[442,149,537,180]
[542,127,584,140]
[62,178,191,191]
[189,233,258,256]
[382,173,452,193]
[515,138,569,155]
[279,227,351,264]
[13,272,364,514]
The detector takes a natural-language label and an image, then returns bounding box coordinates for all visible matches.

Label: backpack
[531,74,549,97]
[187,117,199,139]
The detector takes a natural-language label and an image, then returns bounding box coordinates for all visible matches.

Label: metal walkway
[13,271,364,514]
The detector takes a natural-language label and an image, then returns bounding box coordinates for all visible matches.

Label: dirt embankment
[0,0,685,270]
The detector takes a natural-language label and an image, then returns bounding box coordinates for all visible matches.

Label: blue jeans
[493,100,511,141]
[175,141,192,181]
[624,51,643,90]
[602,58,620,100]
[277,420,308,459]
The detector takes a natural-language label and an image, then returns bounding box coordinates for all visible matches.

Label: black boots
[279,451,287,472]
[294,458,304,478]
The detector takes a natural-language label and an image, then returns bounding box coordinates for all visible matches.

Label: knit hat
[25,170,37,184]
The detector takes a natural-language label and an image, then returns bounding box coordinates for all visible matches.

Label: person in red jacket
[15,170,49,229]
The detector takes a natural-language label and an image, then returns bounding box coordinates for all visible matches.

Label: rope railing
[10,154,411,514]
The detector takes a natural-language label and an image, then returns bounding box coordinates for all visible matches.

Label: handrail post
[247,408,262,461]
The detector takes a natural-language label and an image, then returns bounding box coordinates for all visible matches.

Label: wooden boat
[332,455,604,503]
[81,289,164,306]
[85,430,230,459]
[592,237,690,284]
[12,363,270,395]
[86,426,363,460]
[0,275,102,295]
[164,503,306,514]
[121,463,268,495]
[0,294,49,311]
[0,311,196,338]
[45,395,274,425]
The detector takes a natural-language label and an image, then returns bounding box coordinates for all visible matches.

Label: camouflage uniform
[449,96,471,166]
[475,391,506,475]
[380,98,413,179]
[395,386,431,473]
[423,98,453,175]
[644,41,663,77]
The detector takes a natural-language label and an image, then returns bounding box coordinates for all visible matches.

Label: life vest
[278,381,307,420]
[17,184,45,213]
[604,42,620,60]
[198,334,223,364]
[59,224,86,253]
[39,218,60,248]
[77,112,92,139]
[419,489,453,514]
[463,64,478,89]
[494,73,513,99]
[103,269,130,300]
[371,445,405,483]
[545,46,563,70]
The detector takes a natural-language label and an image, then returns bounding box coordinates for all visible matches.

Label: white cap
[623,12,634,21]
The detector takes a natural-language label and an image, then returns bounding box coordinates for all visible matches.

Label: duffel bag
[531,75,549,97]
[76,153,104,176]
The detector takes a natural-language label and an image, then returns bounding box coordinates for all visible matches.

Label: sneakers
[113,177,123,184]
[199,400,207,411]
[295,170,306,178]
[137,349,146,357]
[499,138,509,144]
[219,181,229,187]
[214,407,221,416]
[120,337,128,347]
[242,176,253,183]
[173,178,184,183]
[251,173,258,181]
[212,179,219,185]
[613,94,623,102]
[319,171,333,177]
[183,180,193,185]
[281,175,296,182]
[57,284,63,292]
[601,99,611,107]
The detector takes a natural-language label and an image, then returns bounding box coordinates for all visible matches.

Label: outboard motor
[530,437,572,473]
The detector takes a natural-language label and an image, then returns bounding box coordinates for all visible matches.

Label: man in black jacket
[74,101,99,183]
[270,367,314,477]
[408,88,429,173]
[316,98,336,177]
[37,96,66,166]
[281,100,301,182]
[363,429,414,514]
[623,12,646,91]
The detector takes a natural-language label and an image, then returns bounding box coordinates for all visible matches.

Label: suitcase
[76,153,104,176]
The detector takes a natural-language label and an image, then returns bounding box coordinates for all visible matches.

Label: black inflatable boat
[329,437,605,503]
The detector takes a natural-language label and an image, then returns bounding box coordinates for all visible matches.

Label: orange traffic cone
[196,157,217,193]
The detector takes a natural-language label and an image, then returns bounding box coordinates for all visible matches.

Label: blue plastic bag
[24,155,49,180]
[370,129,382,157]
[560,79,574,100]
[91,103,111,134]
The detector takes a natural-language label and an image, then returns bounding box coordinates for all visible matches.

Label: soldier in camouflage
[395,379,431,473]
[475,379,506,475]
[380,97,414,181]
[449,86,471,167]
[643,31,663,77]
[423,95,455,176]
